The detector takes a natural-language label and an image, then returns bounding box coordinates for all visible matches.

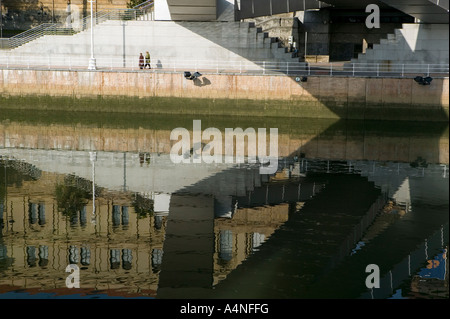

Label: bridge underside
[237,0,449,23]
[158,0,448,23]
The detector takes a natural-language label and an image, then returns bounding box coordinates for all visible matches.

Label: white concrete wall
[155,0,172,21]
[155,0,217,21]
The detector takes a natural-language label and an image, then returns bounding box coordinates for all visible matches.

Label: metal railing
[7,0,154,50]
[0,56,448,78]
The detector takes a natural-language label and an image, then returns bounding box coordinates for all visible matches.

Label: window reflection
[38,204,46,226]
[122,249,132,270]
[110,249,121,269]
[112,205,121,227]
[252,233,266,251]
[28,203,37,225]
[219,230,233,262]
[81,246,90,266]
[154,215,163,230]
[80,206,87,227]
[113,205,130,229]
[38,245,48,267]
[152,248,163,273]
[26,246,36,267]
[122,206,129,228]
[69,245,79,264]
[0,245,7,262]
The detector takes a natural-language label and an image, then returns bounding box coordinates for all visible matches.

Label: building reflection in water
[0,156,295,298]
[0,144,448,298]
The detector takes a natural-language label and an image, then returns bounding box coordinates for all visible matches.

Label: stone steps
[349,23,449,66]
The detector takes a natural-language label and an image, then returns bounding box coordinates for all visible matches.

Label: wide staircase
[347,23,449,75]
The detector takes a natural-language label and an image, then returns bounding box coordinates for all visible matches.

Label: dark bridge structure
[237,0,449,23]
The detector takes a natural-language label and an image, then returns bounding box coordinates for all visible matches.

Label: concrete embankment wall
[0,69,448,121]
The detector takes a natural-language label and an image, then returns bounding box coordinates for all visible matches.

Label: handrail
[0,56,448,79]
[134,0,154,10]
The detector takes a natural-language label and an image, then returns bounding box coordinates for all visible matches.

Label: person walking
[139,53,144,70]
[144,51,151,69]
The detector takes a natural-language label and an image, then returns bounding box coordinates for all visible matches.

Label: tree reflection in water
[54,175,93,219]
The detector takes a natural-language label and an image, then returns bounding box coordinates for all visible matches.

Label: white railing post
[401,64,404,77]
[287,62,289,75]
[352,63,355,76]
[330,62,333,76]
[308,63,311,76]
[376,63,379,77]
[263,61,266,75]
[427,64,430,77]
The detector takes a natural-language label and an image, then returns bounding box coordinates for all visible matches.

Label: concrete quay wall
[0,69,448,121]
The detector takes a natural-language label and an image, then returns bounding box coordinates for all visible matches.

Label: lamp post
[88,0,96,70]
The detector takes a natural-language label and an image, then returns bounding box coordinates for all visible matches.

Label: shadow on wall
[193,77,211,87]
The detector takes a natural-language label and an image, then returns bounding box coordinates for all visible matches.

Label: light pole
[88,0,96,70]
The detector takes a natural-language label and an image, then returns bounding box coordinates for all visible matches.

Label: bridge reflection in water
[0,113,448,299]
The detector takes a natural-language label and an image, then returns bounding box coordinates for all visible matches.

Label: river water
[0,108,448,300]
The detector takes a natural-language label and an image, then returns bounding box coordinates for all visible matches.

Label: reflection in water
[0,112,448,299]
